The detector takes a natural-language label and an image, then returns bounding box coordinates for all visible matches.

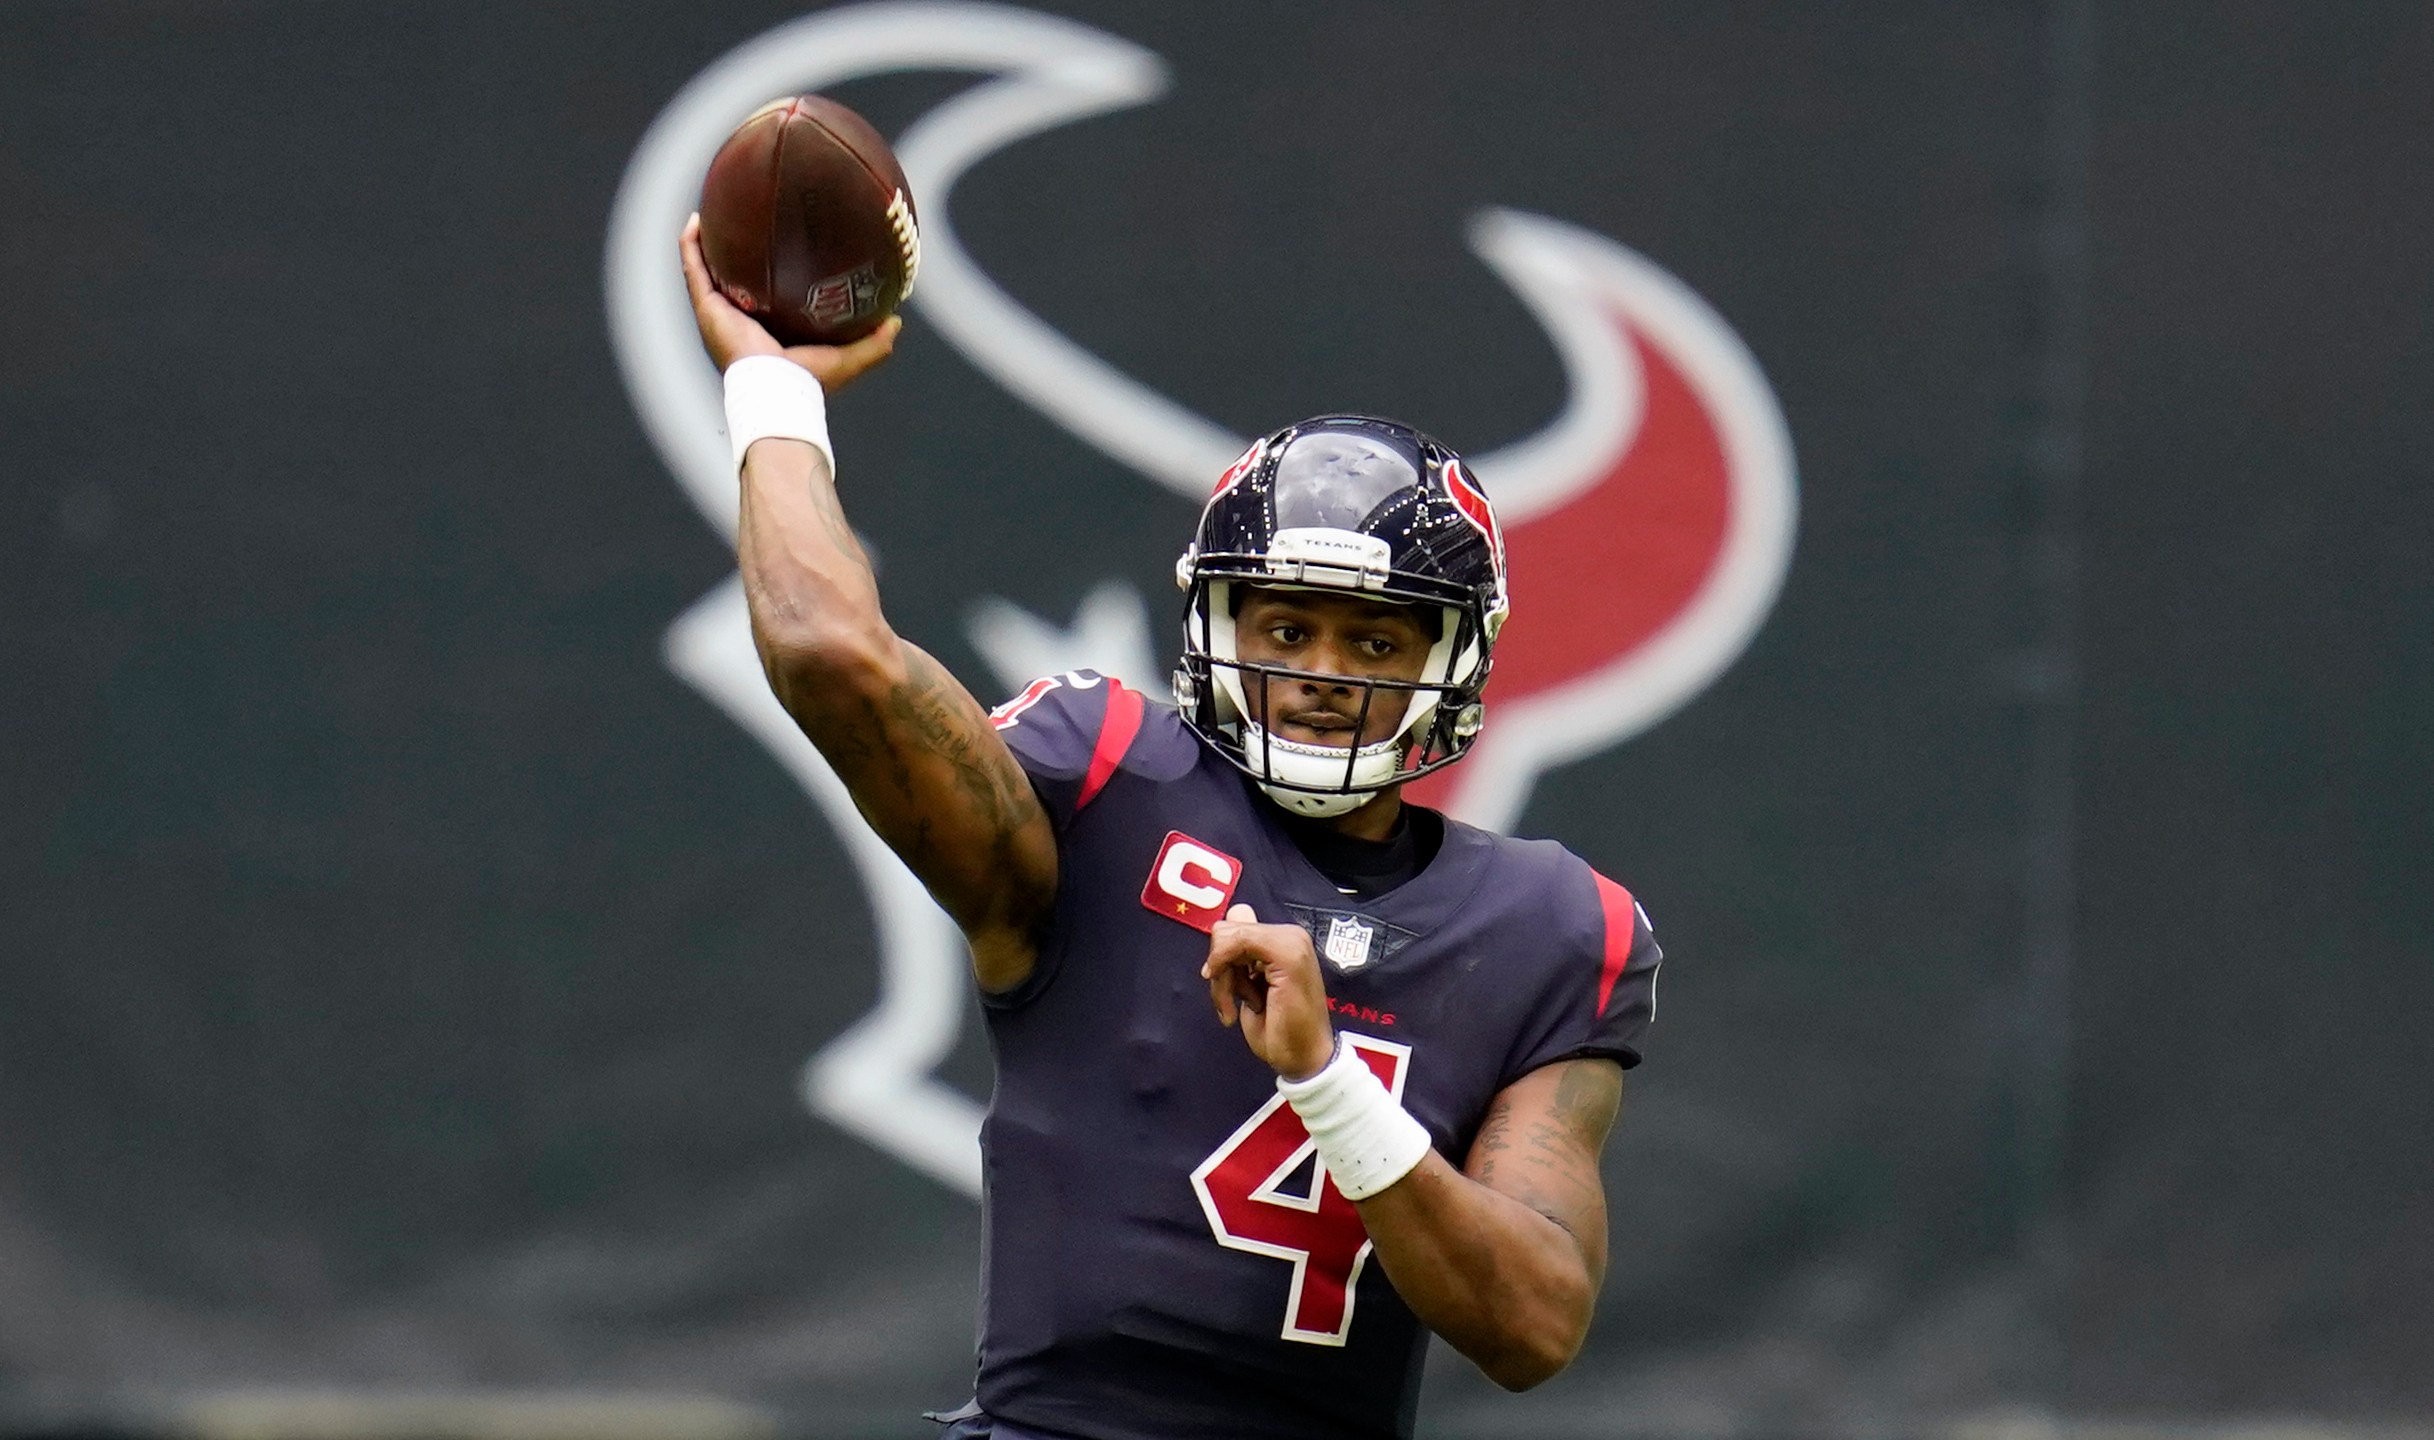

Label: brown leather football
[697,95,920,346]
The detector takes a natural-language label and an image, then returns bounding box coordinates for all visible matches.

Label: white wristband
[722,354,834,479]
[1277,1040,1433,1201]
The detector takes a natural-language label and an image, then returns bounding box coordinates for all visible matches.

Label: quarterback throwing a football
[681,216,1661,1440]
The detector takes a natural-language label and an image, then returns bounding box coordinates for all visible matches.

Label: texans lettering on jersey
[976,672,1660,1440]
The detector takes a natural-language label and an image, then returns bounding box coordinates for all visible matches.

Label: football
[697,95,920,346]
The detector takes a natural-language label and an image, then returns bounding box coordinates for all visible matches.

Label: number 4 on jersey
[1189,1036,1414,1346]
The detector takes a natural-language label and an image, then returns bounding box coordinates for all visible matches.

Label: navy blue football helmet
[1173,415,1511,817]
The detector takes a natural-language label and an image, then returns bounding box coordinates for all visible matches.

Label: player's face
[1233,587,1435,749]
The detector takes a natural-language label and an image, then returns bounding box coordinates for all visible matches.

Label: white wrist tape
[1277,1040,1433,1201]
[722,354,834,479]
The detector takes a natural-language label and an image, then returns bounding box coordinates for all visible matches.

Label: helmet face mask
[1173,416,1508,818]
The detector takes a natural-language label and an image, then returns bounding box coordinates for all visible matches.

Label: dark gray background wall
[2,1,2427,1434]
[2066,1,2433,1407]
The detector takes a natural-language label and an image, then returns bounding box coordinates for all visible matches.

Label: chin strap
[1239,721,1405,814]
[1258,777,1370,818]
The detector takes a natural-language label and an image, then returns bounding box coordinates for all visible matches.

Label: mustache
[1269,702,1363,734]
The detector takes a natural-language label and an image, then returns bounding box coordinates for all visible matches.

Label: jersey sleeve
[1502,864,1664,1081]
[988,670,1146,831]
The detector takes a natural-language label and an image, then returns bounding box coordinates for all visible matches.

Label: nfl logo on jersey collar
[1322,914,1376,971]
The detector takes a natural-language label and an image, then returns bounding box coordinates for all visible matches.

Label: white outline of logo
[604,1,1796,1196]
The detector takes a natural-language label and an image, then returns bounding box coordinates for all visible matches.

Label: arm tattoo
[1553,1058,1626,1137]
[843,646,1050,934]
[739,448,1055,954]
[1470,1060,1624,1267]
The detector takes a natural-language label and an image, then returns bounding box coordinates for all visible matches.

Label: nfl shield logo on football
[1323,914,1376,971]
[808,263,879,323]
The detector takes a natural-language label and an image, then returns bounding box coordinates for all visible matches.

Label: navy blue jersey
[972,672,1660,1440]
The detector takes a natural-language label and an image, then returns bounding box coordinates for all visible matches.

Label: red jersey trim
[1077,681,1145,811]
[1591,871,1637,1016]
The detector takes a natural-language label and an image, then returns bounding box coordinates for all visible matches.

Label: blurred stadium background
[3,0,2427,1437]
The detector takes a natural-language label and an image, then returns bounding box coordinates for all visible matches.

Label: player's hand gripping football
[1202,904,1338,1082]
[679,213,901,389]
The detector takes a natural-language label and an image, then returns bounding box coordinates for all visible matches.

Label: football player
[680,217,1660,1440]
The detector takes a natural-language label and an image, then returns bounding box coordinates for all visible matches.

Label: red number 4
[1189,1036,1415,1346]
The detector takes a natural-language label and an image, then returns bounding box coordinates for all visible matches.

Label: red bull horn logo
[605,2,1796,1195]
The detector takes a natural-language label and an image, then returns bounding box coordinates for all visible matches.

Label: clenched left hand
[1202,903,1337,1081]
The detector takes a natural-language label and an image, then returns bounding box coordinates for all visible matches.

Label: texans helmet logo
[605,1,1797,1195]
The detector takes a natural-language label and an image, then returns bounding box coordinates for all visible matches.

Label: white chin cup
[1240,722,1402,818]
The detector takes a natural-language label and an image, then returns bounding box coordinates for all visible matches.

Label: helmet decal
[1212,437,1265,498]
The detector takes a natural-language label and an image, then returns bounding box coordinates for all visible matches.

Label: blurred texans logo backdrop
[604,1,1796,1196]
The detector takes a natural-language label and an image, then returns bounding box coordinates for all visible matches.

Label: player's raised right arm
[681,216,1057,992]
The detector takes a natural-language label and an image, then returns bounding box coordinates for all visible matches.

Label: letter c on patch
[1141,831,1244,932]
[1158,842,1234,908]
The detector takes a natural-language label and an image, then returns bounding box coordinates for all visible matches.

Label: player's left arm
[1204,909,1623,1391]
[1355,1059,1620,1391]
